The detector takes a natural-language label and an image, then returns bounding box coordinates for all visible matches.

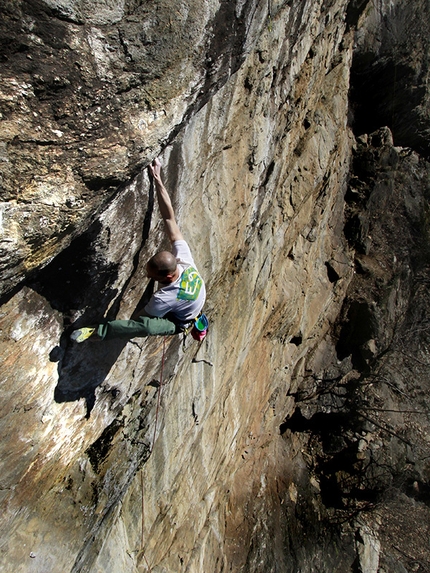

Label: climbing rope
[152,335,166,450]
[140,470,152,572]
[138,333,211,570]
[139,335,167,572]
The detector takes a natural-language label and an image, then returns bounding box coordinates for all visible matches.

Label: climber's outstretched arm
[148,158,184,244]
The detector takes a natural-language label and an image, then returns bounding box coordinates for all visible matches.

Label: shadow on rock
[53,335,128,417]
[27,208,156,417]
[52,281,155,418]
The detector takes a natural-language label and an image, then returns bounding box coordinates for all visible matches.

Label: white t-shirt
[144,240,206,325]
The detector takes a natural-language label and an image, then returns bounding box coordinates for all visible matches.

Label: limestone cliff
[1,1,430,572]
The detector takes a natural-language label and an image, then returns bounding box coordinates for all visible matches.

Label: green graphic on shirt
[177,267,203,301]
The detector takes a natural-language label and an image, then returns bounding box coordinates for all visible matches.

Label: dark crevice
[86,418,124,473]
[261,160,275,188]
[290,334,303,346]
[345,0,372,29]
[83,176,126,193]
[281,407,353,443]
[349,54,430,158]
[325,261,340,283]
[336,300,376,368]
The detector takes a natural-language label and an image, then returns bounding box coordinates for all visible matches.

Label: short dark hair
[147,251,177,277]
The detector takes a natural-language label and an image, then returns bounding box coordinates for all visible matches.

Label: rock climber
[71,158,206,343]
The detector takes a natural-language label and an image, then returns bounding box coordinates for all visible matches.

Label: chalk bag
[191,313,209,341]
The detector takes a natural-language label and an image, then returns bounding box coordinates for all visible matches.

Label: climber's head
[146,251,179,284]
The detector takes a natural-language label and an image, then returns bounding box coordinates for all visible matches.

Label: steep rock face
[0,0,262,296]
[1,1,430,573]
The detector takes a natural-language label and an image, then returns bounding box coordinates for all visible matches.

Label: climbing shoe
[70,327,95,343]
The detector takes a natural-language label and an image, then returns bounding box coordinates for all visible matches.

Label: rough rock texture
[0,0,262,296]
[286,128,430,573]
[1,0,430,572]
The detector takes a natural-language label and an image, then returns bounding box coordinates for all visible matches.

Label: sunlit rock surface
[1,0,430,572]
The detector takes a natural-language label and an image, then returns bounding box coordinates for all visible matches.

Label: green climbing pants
[97,316,178,341]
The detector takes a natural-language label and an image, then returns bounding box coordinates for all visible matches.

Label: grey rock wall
[0,0,262,296]
[0,0,429,572]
